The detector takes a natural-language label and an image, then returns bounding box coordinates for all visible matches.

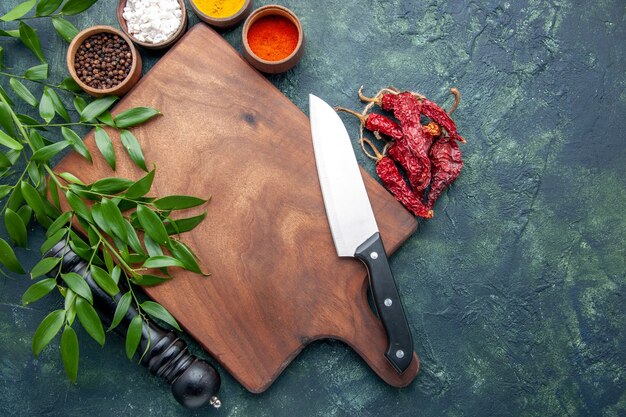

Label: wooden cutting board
[55,24,419,393]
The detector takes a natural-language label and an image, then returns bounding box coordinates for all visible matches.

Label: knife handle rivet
[384,298,393,307]
[395,350,405,359]
[370,251,379,260]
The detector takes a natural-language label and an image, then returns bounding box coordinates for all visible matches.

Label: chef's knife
[309,94,413,373]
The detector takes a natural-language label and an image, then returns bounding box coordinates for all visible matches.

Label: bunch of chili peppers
[336,86,465,219]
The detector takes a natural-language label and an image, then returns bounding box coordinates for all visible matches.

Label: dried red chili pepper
[426,135,463,210]
[421,99,465,143]
[360,87,465,143]
[335,107,403,140]
[362,137,433,219]
[388,93,434,193]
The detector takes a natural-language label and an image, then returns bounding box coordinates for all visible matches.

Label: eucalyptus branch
[1,0,210,384]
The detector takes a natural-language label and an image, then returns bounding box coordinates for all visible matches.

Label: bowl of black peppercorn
[67,25,142,97]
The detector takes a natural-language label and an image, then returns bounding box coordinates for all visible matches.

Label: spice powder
[192,0,245,18]
[247,15,299,61]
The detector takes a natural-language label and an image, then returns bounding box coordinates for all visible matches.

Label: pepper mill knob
[171,359,221,409]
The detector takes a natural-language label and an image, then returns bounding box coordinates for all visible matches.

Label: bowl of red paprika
[242,5,304,74]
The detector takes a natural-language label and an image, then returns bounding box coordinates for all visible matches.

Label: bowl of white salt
[117,0,188,50]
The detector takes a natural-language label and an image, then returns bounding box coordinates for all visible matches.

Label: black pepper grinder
[45,242,221,409]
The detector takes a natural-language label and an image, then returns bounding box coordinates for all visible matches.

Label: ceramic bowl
[189,0,253,30]
[242,5,304,74]
[117,0,188,50]
[66,25,142,98]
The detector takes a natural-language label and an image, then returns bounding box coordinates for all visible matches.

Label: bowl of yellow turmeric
[189,0,253,30]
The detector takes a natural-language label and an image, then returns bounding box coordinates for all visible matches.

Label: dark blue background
[1,0,625,416]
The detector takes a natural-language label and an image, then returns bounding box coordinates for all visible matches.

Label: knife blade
[309,94,414,373]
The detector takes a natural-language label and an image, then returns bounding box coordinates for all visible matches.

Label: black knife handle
[355,232,413,373]
[45,242,221,409]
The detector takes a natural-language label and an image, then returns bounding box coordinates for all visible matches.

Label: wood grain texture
[54,24,419,393]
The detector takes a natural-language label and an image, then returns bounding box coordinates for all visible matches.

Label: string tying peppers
[337,86,466,219]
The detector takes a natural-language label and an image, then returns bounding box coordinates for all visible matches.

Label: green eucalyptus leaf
[123,219,145,255]
[111,265,121,284]
[22,277,56,304]
[0,86,15,108]
[0,184,12,199]
[51,16,79,43]
[0,152,11,169]
[19,22,45,63]
[45,87,70,122]
[80,96,118,122]
[143,234,163,257]
[32,309,65,356]
[61,272,92,304]
[16,205,33,227]
[16,205,32,226]
[132,274,171,286]
[0,101,17,136]
[164,212,207,235]
[24,63,48,80]
[97,111,115,127]
[6,183,23,212]
[38,89,55,123]
[60,0,98,16]
[90,177,134,195]
[104,251,114,274]
[36,0,63,16]
[48,178,61,209]
[47,212,72,237]
[86,226,99,247]
[140,301,180,331]
[59,77,81,92]
[58,171,84,185]
[0,237,25,273]
[100,198,128,241]
[20,181,46,217]
[43,196,61,219]
[114,107,160,128]
[1,0,36,21]
[108,291,131,331]
[61,325,79,383]
[30,257,61,279]
[94,127,115,170]
[26,162,43,190]
[0,130,24,150]
[9,78,38,106]
[65,191,92,222]
[142,255,183,269]
[61,126,91,162]
[154,195,207,211]
[64,290,77,325]
[73,96,88,113]
[137,205,168,245]
[125,315,143,359]
[5,208,27,246]
[31,140,69,162]
[90,202,111,235]
[90,265,119,297]
[0,29,20,38]
[167,240,202,274]
[76,297,104,345]
[120,130,147,171]
[40,228,66,254]
[125,169,154,199]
